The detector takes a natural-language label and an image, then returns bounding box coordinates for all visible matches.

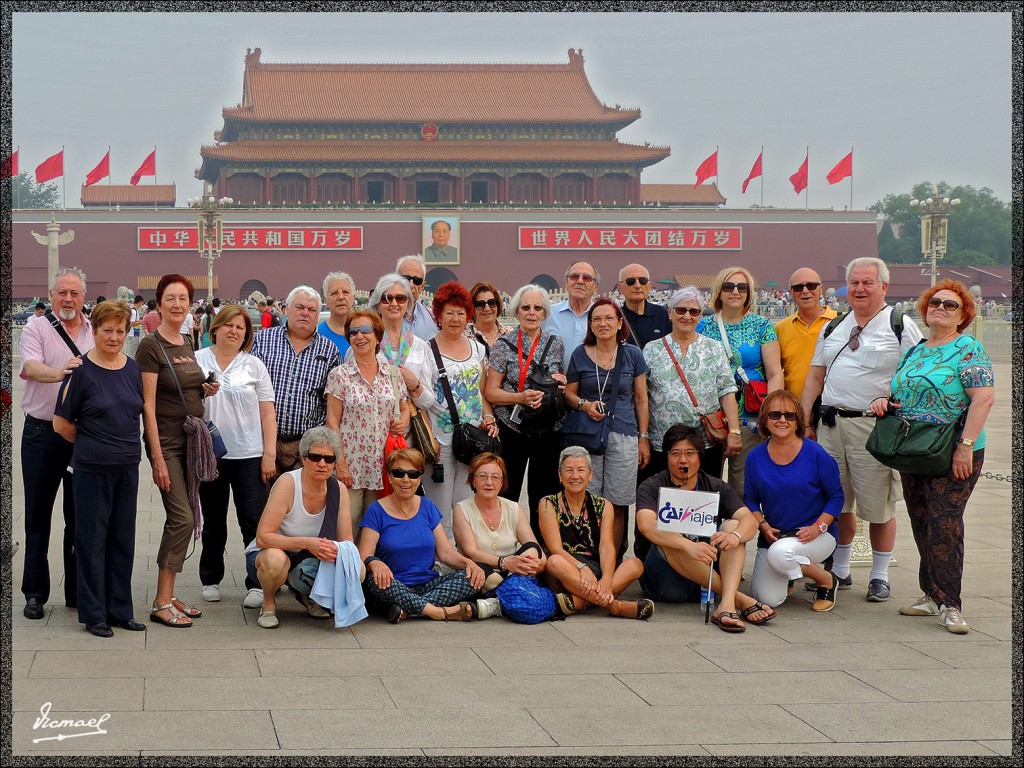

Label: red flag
[3,150,17,177]
[741,151,763,194]
[694,150,718,187]
[789,153,808,195]
[85,151,110,187]
[35,150,64,183]
[130,150,156,185]
[826,151,853,184]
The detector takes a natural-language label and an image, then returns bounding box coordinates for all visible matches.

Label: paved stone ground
[6,361,1014,757]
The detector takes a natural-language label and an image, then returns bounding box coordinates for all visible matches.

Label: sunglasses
[568,272,596,284]
[791,282,822,293]
[848,325,864,352]
[388,468,423,480]
[474,298,499,309]
[348,325,374,337]
[401,274,425,286]
[673,306,702,317]
[927,297,961,311]
[767,411,799,422]
[520,304,545,312]
[381,294,409,305]
[623,276,650,286]
[306,452,337,464]
[721,281,750,294]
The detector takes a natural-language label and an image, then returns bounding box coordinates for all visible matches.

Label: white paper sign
[656,487,720,538]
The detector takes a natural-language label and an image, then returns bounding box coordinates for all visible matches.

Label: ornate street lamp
[910,192,960,287]
[187,183,233,302]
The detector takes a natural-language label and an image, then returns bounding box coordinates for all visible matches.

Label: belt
[279,434,303,441]
[25,414,54,428]
[836,408,869,418]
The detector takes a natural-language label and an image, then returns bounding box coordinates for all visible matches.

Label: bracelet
[729,530,743,542]
[497,556,506,570]
[363,556,382,567]
[578,398,587,412]
[482,414,496,424]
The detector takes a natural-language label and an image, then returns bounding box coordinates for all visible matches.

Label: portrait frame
[422,215,460,265]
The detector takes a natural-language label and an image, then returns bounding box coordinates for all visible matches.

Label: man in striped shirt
[251,285,341,479]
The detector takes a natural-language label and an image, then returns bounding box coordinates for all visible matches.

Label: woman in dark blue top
[744,390,844,613]
[54,301,145,637]
[358,448,484,623]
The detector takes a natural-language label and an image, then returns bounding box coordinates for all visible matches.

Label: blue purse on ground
[495,574,557,624]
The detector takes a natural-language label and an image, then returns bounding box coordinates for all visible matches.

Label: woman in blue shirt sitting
[359,448,485,623]
[744,389,845,613]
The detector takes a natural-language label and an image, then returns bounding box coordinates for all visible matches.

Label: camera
[431,463,445,483]
[205,371,217,385]
[509,404,524,425]
[595,401,606,414]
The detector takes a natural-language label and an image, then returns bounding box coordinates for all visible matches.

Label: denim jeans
[20,416,77,604]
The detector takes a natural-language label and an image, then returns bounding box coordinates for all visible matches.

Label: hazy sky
[11,9,1013,210]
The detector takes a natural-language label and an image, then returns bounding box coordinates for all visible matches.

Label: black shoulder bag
[430,339,501,465]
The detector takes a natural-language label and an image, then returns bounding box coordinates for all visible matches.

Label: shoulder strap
[662,337,701,410]
[318,476,340,541]
[387,364,402,419]
[601,344,626,420]
[47,313,82,357]
[890,307,904,344]
[429,338,461,426]
[157,338,191,413]
[822,310,850,339]
[537,334,555,368]
[620,305,642,347]
[715,313,749,384]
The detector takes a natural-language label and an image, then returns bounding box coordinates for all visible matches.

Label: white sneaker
[474,597,503,620]
[899,595,939,616]
[243,588,264,609]
[939,605,969,634]
[201,584,222,602]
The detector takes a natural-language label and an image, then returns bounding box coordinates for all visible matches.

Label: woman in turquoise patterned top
[869,280,994,634]
[696,267,783,496]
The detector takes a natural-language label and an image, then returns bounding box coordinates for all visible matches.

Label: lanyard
[517,330,542,391]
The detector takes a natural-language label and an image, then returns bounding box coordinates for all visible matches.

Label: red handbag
[743,380,769,415]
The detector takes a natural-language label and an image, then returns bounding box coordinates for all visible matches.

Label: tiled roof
[223,48,641,125]
[641,183,726,205]
[200,139,671,165]
[81,184,176,206]
[673,274,719,290]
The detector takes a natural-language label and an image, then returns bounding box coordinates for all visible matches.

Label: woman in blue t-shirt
[744,389,844,615]
[54,301,145,638]
[359,448,485,623]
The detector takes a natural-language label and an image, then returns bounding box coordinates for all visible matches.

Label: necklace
[475,501,504,551]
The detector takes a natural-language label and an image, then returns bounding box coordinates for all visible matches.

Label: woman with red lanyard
[484,285,566,531]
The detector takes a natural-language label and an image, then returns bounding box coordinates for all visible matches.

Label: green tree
[946,248,995,266]
[10,172,60,209]
[871,182,1012,266]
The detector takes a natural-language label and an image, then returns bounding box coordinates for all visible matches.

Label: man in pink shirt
[19,267,95,620]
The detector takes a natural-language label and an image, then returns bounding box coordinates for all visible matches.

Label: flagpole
[805,146,809,211]
[107,146,112,212]
[153,145,158,212]
[759,145,764,209]
[62,146,66,211]
[15,145,20,210]
[849,145,854,210]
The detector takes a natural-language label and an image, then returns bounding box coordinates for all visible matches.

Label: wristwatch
[959,437,975,447]
[576,562,586,571]
[638,432,650,439]
[729,428,742,436]
[816,521,828,533]
[578,398,588,412]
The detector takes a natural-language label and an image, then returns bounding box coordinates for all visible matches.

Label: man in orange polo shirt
[775,268,836,401]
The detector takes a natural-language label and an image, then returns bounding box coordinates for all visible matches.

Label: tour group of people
[19,254,994,637]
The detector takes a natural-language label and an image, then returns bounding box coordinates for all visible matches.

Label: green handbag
[865,411,965,476]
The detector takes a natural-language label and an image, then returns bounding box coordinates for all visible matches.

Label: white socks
[831,543,853,578]
[870,550,893,583]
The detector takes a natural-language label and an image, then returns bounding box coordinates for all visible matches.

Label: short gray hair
[322,271,356,300]
[299,426,341,459]
[564,261,602,284]
[668,286,705,312]
[50,266,87,292]
[286,285,322,309]
[846,257,890,284]
[369,273,414,318]
[395,254,426,274]
[509,284,551,317]
[558,445,593,471]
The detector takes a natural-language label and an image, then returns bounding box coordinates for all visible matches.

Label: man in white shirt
[543,260,600,370]
[801,257,922,603]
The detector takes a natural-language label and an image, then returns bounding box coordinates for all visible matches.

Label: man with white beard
[19,267,95,620]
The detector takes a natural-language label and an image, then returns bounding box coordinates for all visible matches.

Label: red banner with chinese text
[138,225,364,251]
[518,226,741,250]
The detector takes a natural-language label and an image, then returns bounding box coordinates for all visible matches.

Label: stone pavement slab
[847,667,1011,703]
[706,741,1005,756]
[144,675,391,711]
[782,700,1011,742]
[382,673,647,709]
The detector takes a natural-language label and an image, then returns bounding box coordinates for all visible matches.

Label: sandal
[812,572,838,613]
[441,602,473,622]
[170,596,202,619]
[636,598,655,622]
[741,600,777,625]
[555,592,578,616]
[150,602,193,628]
[387,604,408,624]
[710,611,746,633]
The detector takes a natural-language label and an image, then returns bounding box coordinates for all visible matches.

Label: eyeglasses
[721,281,750,294]
[673,306,702,317]
[622,276,650,286]
[927,297,962,311]
[848,325,864,351]
[474,473,503,483]
[474,298,499,309]
[520,304,545,313]
[381,294,409,305]
[790,282,822,293]
[388,468,423,480]
[591,315,619,325]
[348,325,374,337]
[305,452,337,465]
[401,274,425,286]
[767,411,799,422]
[568,272,596,284]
